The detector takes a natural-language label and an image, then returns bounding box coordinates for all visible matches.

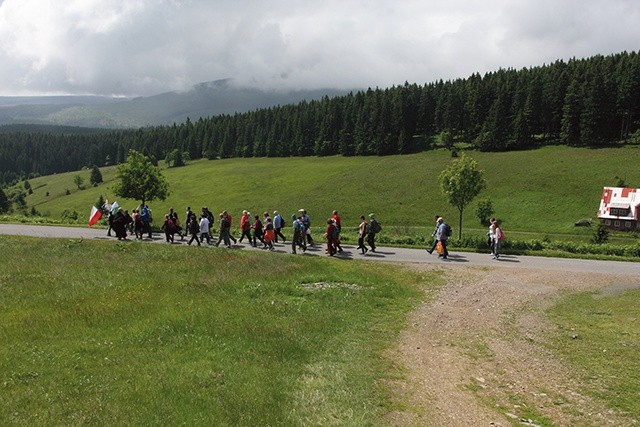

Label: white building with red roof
[597,187,640,230]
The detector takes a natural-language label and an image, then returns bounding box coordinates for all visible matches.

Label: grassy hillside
[14,145,640,240]
[0,236,426,425]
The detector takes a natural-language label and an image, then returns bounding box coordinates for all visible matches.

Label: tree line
[1,51,638,186]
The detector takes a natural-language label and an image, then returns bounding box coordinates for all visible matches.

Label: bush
[592,222,609,244]
[61,209,79,221]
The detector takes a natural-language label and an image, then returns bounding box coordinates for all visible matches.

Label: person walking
[185,206,194,237]
[427,214,440,254]
[325,218,338,256]
[291,213,307,254]
[132,209,143,239]
[239,210,252,243]
[367,213,381,252]
[141,204,153,239]
[222,210,237,244]
[300,209,315,246]
[489,218,503,260]
[187,215,201,246]
[216,212,232,248]
[331,210,343,252]
[357,215,369,255]
[112,210,128,240]
[263,217,275,251]
[203,207,214,236]
[251,214,265,247]
[273,210,286,243]
[169,207,184,240]
[199,213,211,245]
[161,213,176,243]
[436,217,450,260]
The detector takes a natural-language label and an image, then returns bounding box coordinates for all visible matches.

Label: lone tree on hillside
[113,149,169,206]
[90,165,103,186]
[439,152,486,239]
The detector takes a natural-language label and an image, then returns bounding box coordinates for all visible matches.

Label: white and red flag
[88,206,102,227]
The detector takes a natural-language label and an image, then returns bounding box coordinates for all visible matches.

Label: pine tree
[560,78,583,146]
[0,187,10,213]
[90,165,103,186]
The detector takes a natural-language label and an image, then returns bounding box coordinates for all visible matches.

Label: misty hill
[0,80,349,128]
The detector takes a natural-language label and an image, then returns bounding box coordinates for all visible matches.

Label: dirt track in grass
[387,264,640,427]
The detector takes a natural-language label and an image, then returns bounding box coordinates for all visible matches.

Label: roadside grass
[0,235,430,425]
[545,288,640,420]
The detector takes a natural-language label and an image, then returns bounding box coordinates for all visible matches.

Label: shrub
[592,222,609,244]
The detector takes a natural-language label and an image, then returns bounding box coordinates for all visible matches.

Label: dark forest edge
[1,51,639,186]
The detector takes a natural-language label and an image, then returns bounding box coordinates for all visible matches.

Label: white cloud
[0,0,638,96]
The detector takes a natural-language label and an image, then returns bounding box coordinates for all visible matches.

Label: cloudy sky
[0,0,638,97]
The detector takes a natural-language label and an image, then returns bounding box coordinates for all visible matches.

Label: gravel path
[1,223,638,276]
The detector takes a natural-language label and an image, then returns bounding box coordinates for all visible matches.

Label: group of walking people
[106,204,504,259]
[105,204,153,241]
[425,215,503,260]
[107,205,383,256]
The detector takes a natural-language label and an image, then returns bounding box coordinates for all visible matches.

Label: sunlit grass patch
[0,235,434,425]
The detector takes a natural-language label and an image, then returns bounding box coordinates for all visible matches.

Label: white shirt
[199,217,210,234]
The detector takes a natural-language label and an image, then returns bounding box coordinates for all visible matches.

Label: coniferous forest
[0,51,638,185]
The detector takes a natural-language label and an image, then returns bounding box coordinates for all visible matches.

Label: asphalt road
[1,224,639,277]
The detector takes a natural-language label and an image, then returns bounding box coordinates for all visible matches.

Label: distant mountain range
[0,79,350,129]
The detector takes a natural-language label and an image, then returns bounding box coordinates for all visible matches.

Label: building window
[605,220,611,226]
[614,220,620,228]
[625,221,632,228]
[611,207,629,216]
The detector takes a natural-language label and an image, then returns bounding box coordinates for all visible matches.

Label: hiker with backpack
[426,214,441,254]
[367,213,381,252]
[273,210,286,243]
[291,213,307,254]
[436,217,451,259]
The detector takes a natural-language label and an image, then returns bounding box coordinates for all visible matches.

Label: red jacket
[240,214,250,231]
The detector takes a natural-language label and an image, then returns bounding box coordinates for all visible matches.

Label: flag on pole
[89,206,102,227]
[110,201,120,214]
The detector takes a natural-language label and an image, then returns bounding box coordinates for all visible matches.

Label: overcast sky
[0,0,638,97]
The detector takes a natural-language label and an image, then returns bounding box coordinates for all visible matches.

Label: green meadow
[16,145,640,243]
[0,236,429,425]
[4,141,640,424]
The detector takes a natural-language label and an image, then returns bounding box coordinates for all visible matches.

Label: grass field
[0,236,430,425]
[546,288,640,419]
[10,145,640,244]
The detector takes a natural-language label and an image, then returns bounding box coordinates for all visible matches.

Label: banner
[89,206,102,227]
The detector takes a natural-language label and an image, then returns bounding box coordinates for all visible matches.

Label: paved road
[2,224,639,277]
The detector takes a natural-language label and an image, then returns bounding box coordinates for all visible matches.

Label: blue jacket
[273,214,283,228]
[141,206,151,222]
